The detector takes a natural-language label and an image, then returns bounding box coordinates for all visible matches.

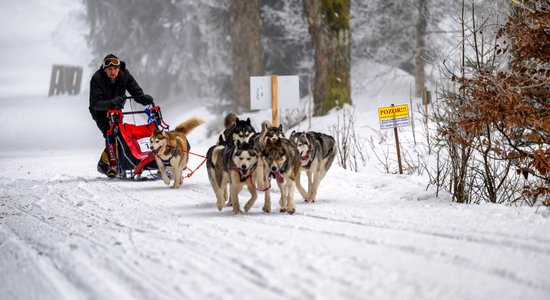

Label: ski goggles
[103,57,120,69]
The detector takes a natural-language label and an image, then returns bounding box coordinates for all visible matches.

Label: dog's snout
[271,165,277,172]
[241,164,247,170]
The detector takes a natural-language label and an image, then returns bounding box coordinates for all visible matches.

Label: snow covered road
[1,149,549,300]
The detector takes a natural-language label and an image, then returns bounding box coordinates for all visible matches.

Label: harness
[231,164,257,182]
[231,160,271,192]
[302,143,317,169]
[161,140,180,167]
[270,159,289,184]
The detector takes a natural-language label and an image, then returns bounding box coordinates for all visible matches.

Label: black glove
[142,94,154,105]
[112,96,125,110]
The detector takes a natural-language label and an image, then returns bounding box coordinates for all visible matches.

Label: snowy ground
[2,1,550,300]
[2,94,550,300]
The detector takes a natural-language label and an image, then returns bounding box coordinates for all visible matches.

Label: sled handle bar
[122,110,149,115]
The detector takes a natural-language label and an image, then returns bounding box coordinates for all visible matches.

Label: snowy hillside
[1,1,550,300]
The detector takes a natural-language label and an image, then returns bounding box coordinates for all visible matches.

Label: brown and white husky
[149,117,204,188]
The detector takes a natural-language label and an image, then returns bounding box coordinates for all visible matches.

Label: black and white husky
[289,131,337,203]
[206,141,261,214]
[217,114,257,146]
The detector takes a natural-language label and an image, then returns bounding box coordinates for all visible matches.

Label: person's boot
[105,142,118,178]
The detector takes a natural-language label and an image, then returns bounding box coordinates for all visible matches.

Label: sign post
[271,75,278,126]
[378,103,411,174]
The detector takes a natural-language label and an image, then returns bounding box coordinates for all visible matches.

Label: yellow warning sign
[378,104,410,129]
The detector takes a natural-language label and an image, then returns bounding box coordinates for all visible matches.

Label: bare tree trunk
[303,0,351,116]
[415,0,428,97]
[229,0,263,113]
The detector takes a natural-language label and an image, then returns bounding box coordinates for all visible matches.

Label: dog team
[148,113,337,214]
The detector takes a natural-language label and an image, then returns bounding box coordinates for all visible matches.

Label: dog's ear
[235,117,240,123]
[246,118,251,124]
[278,124,283,131]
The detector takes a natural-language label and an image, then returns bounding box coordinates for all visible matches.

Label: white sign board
[277,75,300,109]
[250,76,272,110]
[250,75,300,110]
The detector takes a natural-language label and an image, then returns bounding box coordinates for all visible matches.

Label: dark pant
[90,109,116,141]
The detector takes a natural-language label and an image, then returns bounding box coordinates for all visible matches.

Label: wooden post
[423,88,429,124]
[394,127,403,174]
[391,104,403,174]
[272,75,278,126]
[308,75,312,130]
[409,82,417,146]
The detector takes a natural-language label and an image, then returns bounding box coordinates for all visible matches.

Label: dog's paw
[279,208,287,213]
[262,206,271,213]
[287,207,296,215]
[163,178,171,185]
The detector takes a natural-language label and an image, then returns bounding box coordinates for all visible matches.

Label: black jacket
[89,60,148,112]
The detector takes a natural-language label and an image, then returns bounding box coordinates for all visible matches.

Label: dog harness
[270,159,289,184]
[302,143,317,169]
[231,164,257,182]
[160,140,180,166]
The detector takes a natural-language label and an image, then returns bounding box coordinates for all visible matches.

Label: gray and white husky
[206,141,260,213]
[289,131,337,203]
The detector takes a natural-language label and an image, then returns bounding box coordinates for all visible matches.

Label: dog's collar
[231,163,257,182]
[280,159,289,173]
[270,159,289,181]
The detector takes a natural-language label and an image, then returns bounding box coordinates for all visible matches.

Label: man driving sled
[89,54,154,178]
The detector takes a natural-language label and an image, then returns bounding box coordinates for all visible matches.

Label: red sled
[97,105,169,180]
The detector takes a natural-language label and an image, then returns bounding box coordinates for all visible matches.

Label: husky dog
[217,114,256,146]
[263,137,301,214]
[254,121,285,153]
[207,141,261,213]
[206,144,230,211]
[289,131,337,202]
[149,117,204,188]
[242,120,287,213]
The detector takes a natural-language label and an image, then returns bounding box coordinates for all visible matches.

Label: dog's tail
[224,113,237,129]
[261,120,272,131]
[174,117,205,135]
